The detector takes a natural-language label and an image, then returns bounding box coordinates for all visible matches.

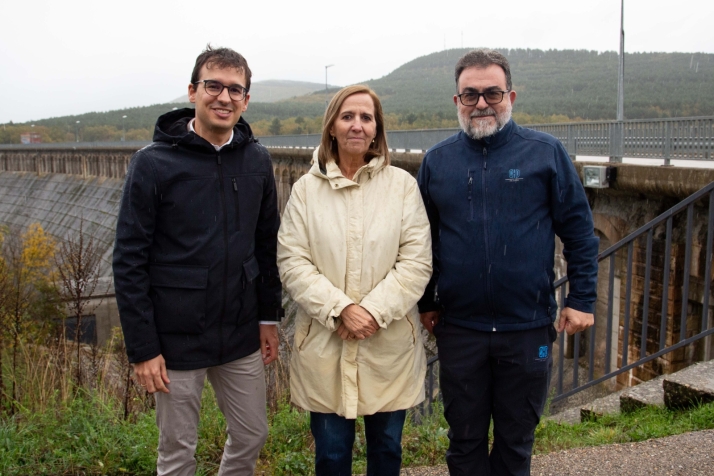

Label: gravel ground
[385,429,714,475]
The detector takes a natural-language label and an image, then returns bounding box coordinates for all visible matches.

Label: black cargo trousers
[435,320,557,476]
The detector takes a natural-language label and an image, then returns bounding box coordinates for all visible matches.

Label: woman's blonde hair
[317,85,390,169]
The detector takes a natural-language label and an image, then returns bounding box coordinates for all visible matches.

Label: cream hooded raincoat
[277,148,432,419]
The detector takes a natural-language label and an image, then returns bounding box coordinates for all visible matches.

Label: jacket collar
[309,146,386,189]
[461,118,516,151]
[152,107,254,150]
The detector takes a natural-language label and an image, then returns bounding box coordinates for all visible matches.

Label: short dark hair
[318,85,390,169]
[190,44,252,91]
[454,49,512,91]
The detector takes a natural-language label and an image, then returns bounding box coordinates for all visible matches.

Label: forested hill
[3,48,712,143]
[363,48,714,120]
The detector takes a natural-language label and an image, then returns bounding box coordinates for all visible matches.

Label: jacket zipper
[217,152,228,361]
[467,170,474,221]
[480,147,496,331]
[232,178,241,231]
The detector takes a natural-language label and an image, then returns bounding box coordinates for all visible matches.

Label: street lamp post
[122,115,127,142]
[611,0,625,163]
[325,64,334,108]
[75,121,80,143]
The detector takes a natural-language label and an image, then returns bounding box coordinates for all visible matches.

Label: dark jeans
[310,410,406,476]
[435,322,555,476]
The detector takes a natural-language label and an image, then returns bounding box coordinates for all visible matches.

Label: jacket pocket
[149,264,208,335]
[242,254,260,286]
[296,319,313,351]
[239,255,260,323]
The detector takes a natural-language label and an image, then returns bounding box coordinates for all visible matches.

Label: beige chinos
[155,350,268,476]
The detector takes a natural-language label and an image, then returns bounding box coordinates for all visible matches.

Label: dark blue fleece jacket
[417,119,598,332]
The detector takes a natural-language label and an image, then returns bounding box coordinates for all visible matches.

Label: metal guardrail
[534,116,714,164]
[550,180,714,404]
[254,129,462,153]
[3,117,712,163]
[416,180,714,417]
[257,116,714,163]
[0,141,150,150]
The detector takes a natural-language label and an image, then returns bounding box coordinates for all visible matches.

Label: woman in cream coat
[277,85,432,476]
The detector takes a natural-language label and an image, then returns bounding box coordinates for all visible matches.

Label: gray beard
[458,103,512,140]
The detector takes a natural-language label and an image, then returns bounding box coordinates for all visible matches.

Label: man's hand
[556,307,594,335]
[420,311,440,334]
[133,354,170,394]
[340,305,379,339]
[259,324,279,365]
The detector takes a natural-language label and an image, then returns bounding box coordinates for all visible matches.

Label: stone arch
[592,213,628,247]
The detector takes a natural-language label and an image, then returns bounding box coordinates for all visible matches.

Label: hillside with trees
[170,79,333,104]
[2,48,712,143]
[365,48,714,120]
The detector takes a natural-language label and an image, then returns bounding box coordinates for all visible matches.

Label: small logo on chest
[506,169,523,182]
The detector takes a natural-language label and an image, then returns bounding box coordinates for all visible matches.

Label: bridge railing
[0,141,151,150]
[549,180,714,406]
[257,116,714,163]
[2,116,712,163]
[417,180,714,419]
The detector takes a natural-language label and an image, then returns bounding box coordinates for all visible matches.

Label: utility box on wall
[583,165,615,189]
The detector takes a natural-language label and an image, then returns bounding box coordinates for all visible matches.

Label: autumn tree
[54,219,106,387]
[0,224,58,413]
[269,118,282,135]
[0,228,11,408]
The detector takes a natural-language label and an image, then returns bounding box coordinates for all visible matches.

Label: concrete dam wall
[2,146,714,389]
[0,171,124,277]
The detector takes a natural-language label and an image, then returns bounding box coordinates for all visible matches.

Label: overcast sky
[1,0,712,124]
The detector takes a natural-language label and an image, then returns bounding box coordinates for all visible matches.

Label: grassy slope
[1,387,713,476]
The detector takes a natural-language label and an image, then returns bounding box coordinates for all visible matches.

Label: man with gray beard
[417,49,599,475]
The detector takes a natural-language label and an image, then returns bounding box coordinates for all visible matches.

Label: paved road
[390,429,714,476]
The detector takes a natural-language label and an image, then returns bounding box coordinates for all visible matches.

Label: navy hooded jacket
[113,108,283,369]
[417,119,598,332]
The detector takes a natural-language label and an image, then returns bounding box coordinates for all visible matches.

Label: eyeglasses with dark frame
[193,80,248,101]
[456,90,510,106]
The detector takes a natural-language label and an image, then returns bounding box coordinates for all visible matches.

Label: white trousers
[155,350,268,476]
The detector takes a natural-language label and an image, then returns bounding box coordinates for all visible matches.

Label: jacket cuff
[259,304,285,321]
[564,297,594,314]
[417,298,440,313]
[326,296,355,331]
[127,346,162,365]
[360,303,387,329]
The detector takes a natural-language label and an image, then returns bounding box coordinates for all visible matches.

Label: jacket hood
[461,118,516,151]
[308,146,387,189]
[152,107,255,149]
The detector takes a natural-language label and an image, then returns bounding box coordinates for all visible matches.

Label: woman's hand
[339,304,379,339]
[336,323,356,340]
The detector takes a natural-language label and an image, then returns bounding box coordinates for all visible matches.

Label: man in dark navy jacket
[113,46,283,475]
[417,49,598,475]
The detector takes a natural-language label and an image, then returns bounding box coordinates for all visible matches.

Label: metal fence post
[567,124,576,160]
[609,121,624,163]
[663,121,672,166]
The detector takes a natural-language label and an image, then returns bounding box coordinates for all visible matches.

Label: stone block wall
[579,163,714,390]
